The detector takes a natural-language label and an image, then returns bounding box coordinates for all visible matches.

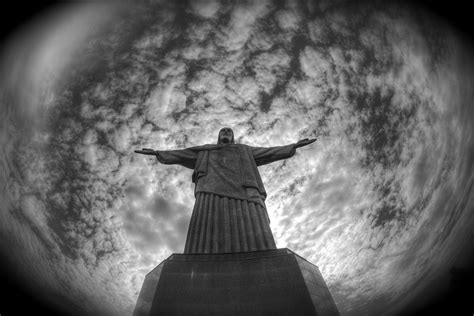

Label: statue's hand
[295,138,317,148]
[134,148,158,155]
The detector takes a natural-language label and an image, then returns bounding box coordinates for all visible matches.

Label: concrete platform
[134,248,339,316]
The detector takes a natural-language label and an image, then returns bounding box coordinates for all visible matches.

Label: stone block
[134,248,340,316]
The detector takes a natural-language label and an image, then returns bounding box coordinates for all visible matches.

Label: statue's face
[218,127,234,144]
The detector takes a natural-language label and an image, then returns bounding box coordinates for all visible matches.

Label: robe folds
[155,143,296,253]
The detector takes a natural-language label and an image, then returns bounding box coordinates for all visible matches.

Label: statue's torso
[204,145,242,196]
[186,145,273,254]
[195,145,240,195]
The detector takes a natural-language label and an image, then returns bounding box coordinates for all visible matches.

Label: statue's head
[217,127,234,144]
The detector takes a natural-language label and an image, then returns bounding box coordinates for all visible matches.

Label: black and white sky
[0,1,473,315]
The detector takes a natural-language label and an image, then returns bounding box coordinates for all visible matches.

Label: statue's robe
[156,143,296,253]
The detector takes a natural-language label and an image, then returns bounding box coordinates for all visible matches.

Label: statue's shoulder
[235,143,250,149]
[188,144,250,151]
[235,144,253,155]
[187,144,216,151]
[189,144,240,151]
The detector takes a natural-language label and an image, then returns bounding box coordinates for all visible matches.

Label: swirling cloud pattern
[0,1,473,315]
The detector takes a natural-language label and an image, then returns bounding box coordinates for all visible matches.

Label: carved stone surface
[133,263,165,316]
[133,131,336,315]
[184,192,276,254]
[133,248,340,316]
[295,255,340,316]
[135,129,316,255]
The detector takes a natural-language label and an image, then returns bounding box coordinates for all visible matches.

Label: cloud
[1,2,473,316]
[190,0,220,19]
[216,1,271,51]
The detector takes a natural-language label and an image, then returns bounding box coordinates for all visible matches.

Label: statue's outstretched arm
[295,138,317,148]
[134,147,197,170]
[252,138,317,166]
[252,143,296,166]
[134,148,157,155]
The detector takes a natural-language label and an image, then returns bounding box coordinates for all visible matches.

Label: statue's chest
[210,147,240,171]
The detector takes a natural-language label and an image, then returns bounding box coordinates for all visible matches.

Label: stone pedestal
[134,248,339,316]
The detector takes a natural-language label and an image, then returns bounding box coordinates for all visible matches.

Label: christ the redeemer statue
[135,128,316,254]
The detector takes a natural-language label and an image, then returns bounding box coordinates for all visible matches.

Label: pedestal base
[134,248,339,316]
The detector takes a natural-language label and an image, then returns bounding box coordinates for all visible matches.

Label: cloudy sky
[1,1,473,315]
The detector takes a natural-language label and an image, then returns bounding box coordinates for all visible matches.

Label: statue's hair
[217,127,235,144]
